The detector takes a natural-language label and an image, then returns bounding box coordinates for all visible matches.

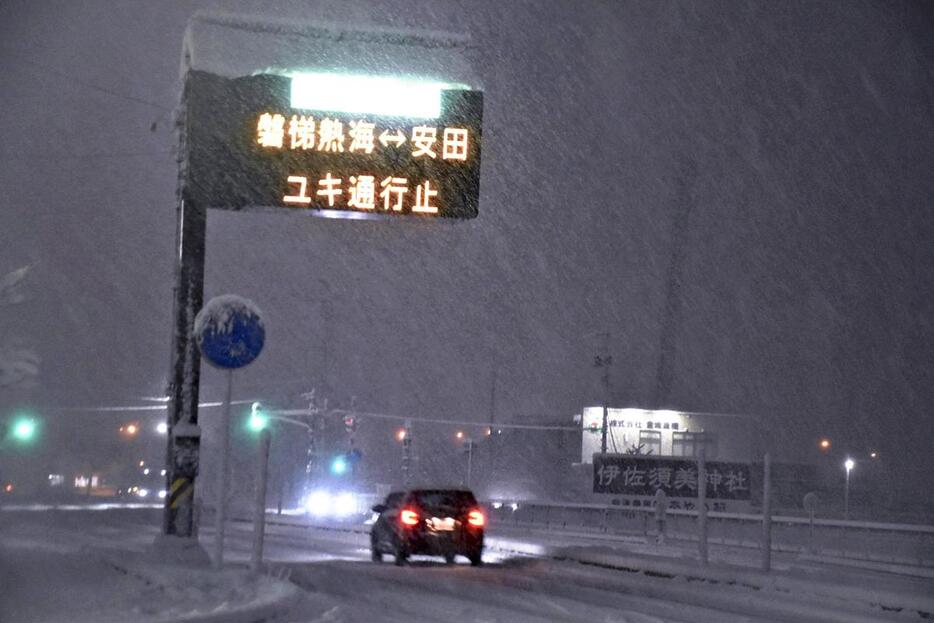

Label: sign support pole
[163,197,206,539]
[214,368,233,569]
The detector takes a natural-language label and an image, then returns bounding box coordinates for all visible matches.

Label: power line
[0,46,173,112]
[0,150,173,163]
[42,399,257,413]
[270,407,579,431]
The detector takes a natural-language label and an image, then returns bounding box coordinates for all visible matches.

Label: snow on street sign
[183,71,483,219]
[194,295,265,369]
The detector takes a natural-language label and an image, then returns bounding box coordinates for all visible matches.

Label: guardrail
[487,500,934,568]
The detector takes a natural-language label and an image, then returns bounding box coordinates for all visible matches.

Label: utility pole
[465,438,474,488]
[347,396,357,486]
[300,390,321,499]
[488,366,497,487]
[653,158,697,409]
[762,452,772,572]
[402,419,413,486]
[593,332,612,454]
[163,199,206,540]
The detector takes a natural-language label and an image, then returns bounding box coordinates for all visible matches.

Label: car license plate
[428,517,455,531]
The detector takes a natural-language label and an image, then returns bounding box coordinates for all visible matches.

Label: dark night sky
[1,2,932,503]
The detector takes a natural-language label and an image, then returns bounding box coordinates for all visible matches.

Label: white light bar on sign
[290,73,467,119]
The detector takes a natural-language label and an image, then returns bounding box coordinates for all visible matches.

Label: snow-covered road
[2,505,930,623]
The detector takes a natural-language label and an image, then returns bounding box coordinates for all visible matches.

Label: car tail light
[400,508,420,527]
[467,509,485,527]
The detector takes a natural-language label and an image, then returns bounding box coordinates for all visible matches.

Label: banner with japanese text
[593,454,751,500]
[183,71,483,219]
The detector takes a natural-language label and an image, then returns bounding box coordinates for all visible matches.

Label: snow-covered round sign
[194,295,265,369]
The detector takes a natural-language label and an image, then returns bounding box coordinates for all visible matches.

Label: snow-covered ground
[2,505,931,623]
[0,506,297,623]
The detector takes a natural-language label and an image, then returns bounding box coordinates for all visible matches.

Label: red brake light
[400,508,419,527]
[467,509,485,527]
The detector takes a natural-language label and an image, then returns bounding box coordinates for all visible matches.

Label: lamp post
[844,458,855,520]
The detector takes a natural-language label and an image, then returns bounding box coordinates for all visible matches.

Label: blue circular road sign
[194,295,265,369]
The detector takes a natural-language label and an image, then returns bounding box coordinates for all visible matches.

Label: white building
[578,407,754,463]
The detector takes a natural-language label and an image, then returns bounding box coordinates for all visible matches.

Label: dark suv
[370,489,485,566]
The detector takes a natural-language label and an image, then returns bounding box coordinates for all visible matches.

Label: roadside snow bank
[103,553,300,623]
[553,545,934,620]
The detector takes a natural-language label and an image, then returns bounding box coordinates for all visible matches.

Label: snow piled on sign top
[181,11,481,90]
[193,294,264,338]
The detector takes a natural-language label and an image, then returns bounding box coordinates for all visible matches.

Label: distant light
[869,452,878,459]
[456,431,464,440]
[492,502,503,509]
[157,490,167,499]
[290,73,467,119]
[334,493,356,517]
[143,468,150,475]
[139,461,145,467]
[125,424,138,436]
[3,483,13,493]
[137,488,149,498]
[11,418,37,442]
[305,490,331,517]
[395,429,406,442]
[330,456,348,475]
[844,458,855,471]
[485,427,492,436]
[160,469,167,476]
[156,422,168,434]
[819,438,831,451]
[510,503,519,511]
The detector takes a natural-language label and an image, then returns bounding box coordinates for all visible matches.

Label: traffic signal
[330,455,348,475]
[343,416,356,433]
[247,402,268,432]
[5,415,39,445]
[12,417,37,441]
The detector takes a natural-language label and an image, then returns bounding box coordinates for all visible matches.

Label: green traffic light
[247,402,268,432]
[330,456,348,475]
[10,417,37,443]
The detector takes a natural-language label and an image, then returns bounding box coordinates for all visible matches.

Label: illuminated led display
[289,72,468,119]
[184,71,483,219]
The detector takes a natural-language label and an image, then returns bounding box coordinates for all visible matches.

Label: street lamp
[844,458,855,520]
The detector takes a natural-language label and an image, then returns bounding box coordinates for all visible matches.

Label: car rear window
[411,490,477,513]
[384,492,405,508]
